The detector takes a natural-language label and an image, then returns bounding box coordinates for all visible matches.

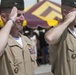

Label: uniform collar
[8,34,32,49]
[7,34,26,49]
[68,28,76,38]
[67,28,76,51]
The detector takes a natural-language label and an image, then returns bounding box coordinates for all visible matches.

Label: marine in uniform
[45,0,76,75]
[0,0,36,75]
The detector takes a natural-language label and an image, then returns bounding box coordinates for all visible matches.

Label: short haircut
[1,0,24,10]
[62,0,76,7]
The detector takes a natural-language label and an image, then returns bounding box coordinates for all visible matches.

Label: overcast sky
[24,0,61,8]
[51,0,61,4]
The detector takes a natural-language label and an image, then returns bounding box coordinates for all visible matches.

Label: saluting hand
[65,11,76,23]
[9,6,17,22]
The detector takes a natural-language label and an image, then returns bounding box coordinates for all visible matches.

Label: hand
[65,11,76,23]
[9,7,17,22]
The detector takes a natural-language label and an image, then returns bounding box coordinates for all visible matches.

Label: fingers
[65,11,76,18]
[64,11,76,23]
[11,6,17,16]
[69,8,76,13]
[9,6,18,22]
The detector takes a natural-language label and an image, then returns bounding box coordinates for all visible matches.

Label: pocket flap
[67,50,76,61]
[10,57,22,65]
[15,57,22,65]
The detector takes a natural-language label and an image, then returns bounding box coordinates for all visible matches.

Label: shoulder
[22,35,30,40]
[21,35,32,45]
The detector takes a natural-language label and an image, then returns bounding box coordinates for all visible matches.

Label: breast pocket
[10,57,23,74]
[67,46,76,62]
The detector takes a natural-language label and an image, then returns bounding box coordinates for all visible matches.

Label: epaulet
[22,35,32,46]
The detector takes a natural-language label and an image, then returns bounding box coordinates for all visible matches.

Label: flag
[23,0,62,28]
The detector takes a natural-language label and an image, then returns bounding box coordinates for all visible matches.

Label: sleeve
[49,28,68,64]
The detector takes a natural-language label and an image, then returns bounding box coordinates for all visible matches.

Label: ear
[0,15,4,27]
[62,9,68,16]
[1,13,7,24]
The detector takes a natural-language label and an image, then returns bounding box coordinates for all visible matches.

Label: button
[14,67,19,74]
[71,54,76,59]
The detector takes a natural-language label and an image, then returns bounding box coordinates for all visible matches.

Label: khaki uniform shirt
[49,28,76,75]
[0,34,36,75]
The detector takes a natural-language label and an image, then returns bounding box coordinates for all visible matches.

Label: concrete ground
[34,64,52,75]
[36,72,53,75]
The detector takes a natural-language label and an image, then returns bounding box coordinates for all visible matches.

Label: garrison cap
[62,0,76,7]
[1,0,24,10]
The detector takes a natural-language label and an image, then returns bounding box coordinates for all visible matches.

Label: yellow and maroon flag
[23,0,62,28]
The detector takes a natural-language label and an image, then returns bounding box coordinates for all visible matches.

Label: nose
[20,14,25,21]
